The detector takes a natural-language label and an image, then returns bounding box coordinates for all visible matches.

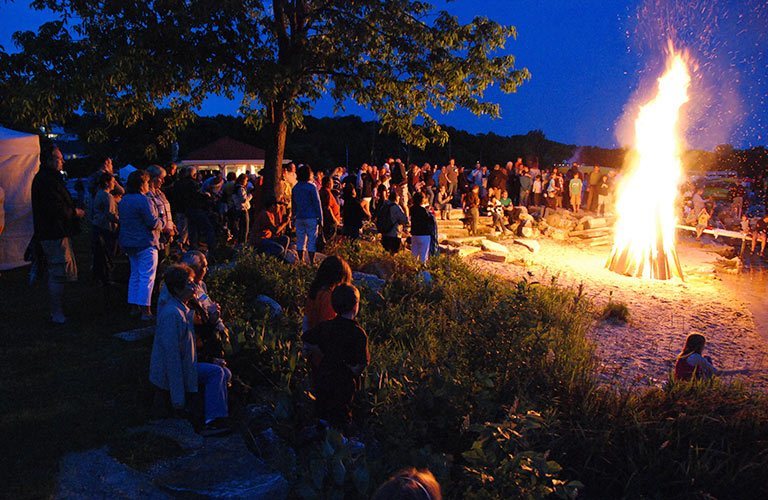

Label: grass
[0,229,155,498]
[2,232,767,499]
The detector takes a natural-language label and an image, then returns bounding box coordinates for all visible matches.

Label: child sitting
[487,195,507,234]
[695,206,710,239]
[302,284,370,430]
[674,333,717,381]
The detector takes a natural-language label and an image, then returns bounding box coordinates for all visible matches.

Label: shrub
[601,300,630,324]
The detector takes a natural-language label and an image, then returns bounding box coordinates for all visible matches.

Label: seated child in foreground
[302,284,370,429]
[674,333,718,381]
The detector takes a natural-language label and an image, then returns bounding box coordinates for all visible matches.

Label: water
[719,262,768,342]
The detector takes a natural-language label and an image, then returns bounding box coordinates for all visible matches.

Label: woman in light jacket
[119,170,161,320]
[149,264,231,436]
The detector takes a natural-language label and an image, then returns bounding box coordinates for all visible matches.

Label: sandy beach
[467,235,768,391]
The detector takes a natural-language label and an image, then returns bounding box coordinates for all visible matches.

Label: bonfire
[607,47,690,280]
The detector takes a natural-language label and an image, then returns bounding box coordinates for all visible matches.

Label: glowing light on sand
[607,48,690,280]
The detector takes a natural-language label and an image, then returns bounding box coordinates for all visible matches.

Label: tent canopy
[0,126,40,270]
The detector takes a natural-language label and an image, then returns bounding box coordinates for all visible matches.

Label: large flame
[607,50,690,280]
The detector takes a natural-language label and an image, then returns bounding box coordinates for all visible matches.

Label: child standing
[302,284,370,429]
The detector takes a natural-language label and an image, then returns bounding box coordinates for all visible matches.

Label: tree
[1,0,529,195]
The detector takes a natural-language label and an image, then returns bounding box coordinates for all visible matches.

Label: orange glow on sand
[607,47,690,280]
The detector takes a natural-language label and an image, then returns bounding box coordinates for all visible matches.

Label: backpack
[375,201,396,234]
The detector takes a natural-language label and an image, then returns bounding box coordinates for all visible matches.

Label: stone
[584,217,607,229]
[513,239,541,253]
[353,271,386,293]
[481,239,509,254]
[130,419,203,451]
[148,433,289,499]
[56,447,168,499]
[550,228,569,241]
[360,260,396,280]
[458,246,482,258]
[481,251,508,262]
[114,326,154,342]
[255,295,283,318]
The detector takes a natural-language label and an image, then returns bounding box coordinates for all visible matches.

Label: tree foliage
[0,0,529,194]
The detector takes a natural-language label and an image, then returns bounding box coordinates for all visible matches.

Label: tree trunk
[263,100,288,199]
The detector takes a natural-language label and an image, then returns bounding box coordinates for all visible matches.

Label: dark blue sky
[2,0,766,150]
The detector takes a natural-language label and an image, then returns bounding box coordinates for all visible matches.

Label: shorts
[41,237,78,283]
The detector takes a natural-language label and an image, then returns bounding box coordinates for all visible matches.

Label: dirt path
[467,237,768,390]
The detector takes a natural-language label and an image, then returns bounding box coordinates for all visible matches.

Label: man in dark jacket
[31,145,85,324]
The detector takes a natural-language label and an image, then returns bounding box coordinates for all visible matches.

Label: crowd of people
[30,142,766,494]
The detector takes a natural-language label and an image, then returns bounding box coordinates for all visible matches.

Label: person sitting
[303,255,353,333]
[301,284,370,430]
[251,197,291,259]
[158,250,230,362]
[695,206,710,239]
[487,194,507,235]
[372,467,442,500]
[674,333,717,381]
[149,264,231,436]
[751,214,768,257]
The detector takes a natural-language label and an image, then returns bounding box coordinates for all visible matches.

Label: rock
[550,228,569,240]
[360,260,396,280]
[148,433,289,499]
[438,244,458,256]
[130,419,204,451]
[255,295,283,318]
[513,239,541,253]
[442,239,462,247]
[584,217,607,229]
[353,271,386,293]
[481,239,509,254]
[283,249,299,265]
[511,206,529,221]
[458,246,482,258]
[114,326,154,342]
[56,447,168,499]
[481,251,508,263]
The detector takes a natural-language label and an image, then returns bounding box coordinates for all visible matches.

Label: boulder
[458,246,482,258]
[114,326,155,342]
[353,271,386,293]
[481,251,508,263]
[360,260,396,280]
[584,217,607,229]
[255,295,283,318]
[549,228,569,241]
[481,239,509,254]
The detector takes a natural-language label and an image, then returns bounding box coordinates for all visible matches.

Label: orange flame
[607,49,690,280]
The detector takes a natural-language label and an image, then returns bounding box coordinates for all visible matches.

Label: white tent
[0,127,39,270]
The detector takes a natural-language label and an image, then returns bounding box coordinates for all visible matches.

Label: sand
[466,235,768,391]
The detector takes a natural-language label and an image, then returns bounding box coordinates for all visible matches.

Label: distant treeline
[60,113,767,181]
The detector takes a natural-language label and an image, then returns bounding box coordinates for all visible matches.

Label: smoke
[616,0,768,150]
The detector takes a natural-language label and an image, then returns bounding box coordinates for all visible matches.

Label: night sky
[1,0,766,150]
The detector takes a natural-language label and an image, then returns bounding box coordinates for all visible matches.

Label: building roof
[182,136,266,163]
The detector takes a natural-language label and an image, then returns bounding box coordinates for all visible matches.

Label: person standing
[518,167,532,207]
[146,165,177,257]
[91,172,119,285]
[390,159,409,219]
[587,166,602,212]
[569,172,583,214]
[464,184,481,235]
[445,158,459,201]
[31,145,86,324]
[375,186,409,253]
[292,165,323,264]
[319,176,341,238]
[230,174,252,246]
[597,175,610,216]
[410,191,436,263]
[119,170,161,321]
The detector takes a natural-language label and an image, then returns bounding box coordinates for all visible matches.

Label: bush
[601,300,630,324]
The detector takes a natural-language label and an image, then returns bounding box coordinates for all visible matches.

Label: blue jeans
[197,362,231,422]
[257,235,290,258]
